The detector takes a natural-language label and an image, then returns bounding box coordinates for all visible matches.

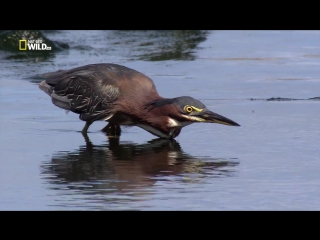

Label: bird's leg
[101,123,121,137]
[81,131,93,149]
[82,121,93,134]
[115,124,121,135]
[108,136,120,148]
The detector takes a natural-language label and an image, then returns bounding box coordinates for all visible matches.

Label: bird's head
[146,96,240,127]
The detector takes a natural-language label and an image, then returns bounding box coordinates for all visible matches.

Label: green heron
[39,63,240,138]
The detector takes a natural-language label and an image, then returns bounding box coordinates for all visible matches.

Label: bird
[39,63,240,139]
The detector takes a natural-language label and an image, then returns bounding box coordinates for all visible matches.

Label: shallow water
[0,30,319,210]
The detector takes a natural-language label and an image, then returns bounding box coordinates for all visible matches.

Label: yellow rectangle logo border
[19,40,27,50]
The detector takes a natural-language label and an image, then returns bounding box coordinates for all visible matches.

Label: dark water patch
[267,97,304,101]
[73,45,94,51]
[248,97,320,101]
[0,30,69,60]
[109,30,209,61]
[267,97,320,101]
[308,96,320,100]
[203,57,283,61]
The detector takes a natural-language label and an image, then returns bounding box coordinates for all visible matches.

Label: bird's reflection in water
[41,134,239,199]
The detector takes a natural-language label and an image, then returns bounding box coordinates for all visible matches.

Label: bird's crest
[144,98,174,112]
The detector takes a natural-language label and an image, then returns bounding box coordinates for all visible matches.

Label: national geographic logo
[19,39,52,51]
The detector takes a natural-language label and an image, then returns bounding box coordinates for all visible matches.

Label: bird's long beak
[200,110,240,126]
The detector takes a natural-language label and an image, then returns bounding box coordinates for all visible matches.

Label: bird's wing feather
[51,73,118,121]
[41,63,159,121]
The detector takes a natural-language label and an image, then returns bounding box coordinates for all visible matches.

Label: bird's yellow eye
[184,106,193,113]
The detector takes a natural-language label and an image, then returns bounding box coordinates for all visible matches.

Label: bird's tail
[39,80,53,96]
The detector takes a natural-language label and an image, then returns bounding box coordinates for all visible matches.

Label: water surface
[0,30,319,210]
